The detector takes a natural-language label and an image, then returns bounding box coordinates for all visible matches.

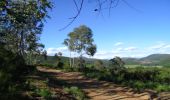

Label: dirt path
[37,67,155,100]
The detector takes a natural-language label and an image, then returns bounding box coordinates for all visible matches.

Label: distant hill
[140,54,170,62]
[122,54,170,66]
[122,58,140,65]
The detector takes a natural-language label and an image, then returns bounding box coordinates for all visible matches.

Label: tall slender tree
[63,25,97,68]
[63,38,75,67]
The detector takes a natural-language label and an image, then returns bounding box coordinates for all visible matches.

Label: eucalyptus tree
[94,59,104,70]
[64,25,97,68]
[42,50,47,60]
[54,52,63,68]
[63,38,75,67]
[109,56,125,74]
[72,25,96,57]
[58,52,62,57]
[54,52,62,62]
[0,0,52,57]
[86,44,97,57]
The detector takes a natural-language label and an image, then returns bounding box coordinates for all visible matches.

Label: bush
[94,60,105,70]
[75,58,86,71]
[36,88,52,100]
[82,65,170,92]
[0,45,25,93]
[133,81,145,92]
[155,84,170,92]
[63,65,75,72]
[0,45,37,99]
[64,86,86,100]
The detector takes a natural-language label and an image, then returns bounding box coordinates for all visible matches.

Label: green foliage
[42,50,48,61]
[124,67,160,82]
[63,25,97,68]
[109,56,125,68]
[0,45,23,92]
[133,81,145,92]
[63,65,75,72]
[37,54,170,92]
[86,44,97,57]
[94,60,105,70]
[75,57,86,71]
[64,86,87,100]
[67,25,96,55]
[0,44,37,99]
[54,52,64,68]
[0,0,53,99]
[155,84,170,92]
[0,0,52,57]
[36,88,52,100]
[82,63,170,92]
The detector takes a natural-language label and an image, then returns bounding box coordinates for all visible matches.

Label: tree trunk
[72,51,75,67]
[69,51,72,67]
[19,30,24,56]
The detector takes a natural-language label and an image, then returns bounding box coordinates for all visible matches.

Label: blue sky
[41,0,170,59]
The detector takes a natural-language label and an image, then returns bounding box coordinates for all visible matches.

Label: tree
[54,52,63,68]
[109,56,125,74]
[86,44,97,57]
[0,0,52,57]
[42,50,47,60]
[63,38,75,67]
[94,60,104,70]
[54,52,62,62]
[63,25,97,69]
[0,1,52,97]
[72,25,96,57]
[110,56,125,68]
[58,52,62,57]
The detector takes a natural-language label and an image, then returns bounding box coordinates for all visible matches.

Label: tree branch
[59,0,141,31]
[59,0,84,31]
[73,0,79,12]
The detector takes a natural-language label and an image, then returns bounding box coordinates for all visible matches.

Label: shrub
[0,45,37,99]
[64,86,86,100]
[0,45,25,93]
[94,60,105,70]
[155,84,170,92]
[133,81,145,92]
[36,88,52,100]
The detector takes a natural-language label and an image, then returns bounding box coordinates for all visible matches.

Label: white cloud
[164,45,170,49]
[93,46,138,59]
[114,42,124,46]
[95,51,108,55]
[47,47,68,56]
[124,47,138,51]
[147,42,170,54]
[113,47,137,53]
[149,43,166,50]
[93,51,117,59]
[95,42,170,59]
[46,42,170,59]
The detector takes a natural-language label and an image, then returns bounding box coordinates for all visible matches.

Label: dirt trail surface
[37,67,157,100]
